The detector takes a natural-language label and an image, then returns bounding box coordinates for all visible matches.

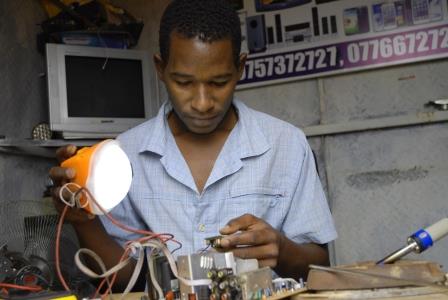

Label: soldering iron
[377,218,448,264]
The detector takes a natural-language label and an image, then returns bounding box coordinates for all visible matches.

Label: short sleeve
[281,143,337,244]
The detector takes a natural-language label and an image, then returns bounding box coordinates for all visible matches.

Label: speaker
[246,15,267,53]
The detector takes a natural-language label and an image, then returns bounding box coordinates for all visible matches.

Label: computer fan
[0,199,93,297]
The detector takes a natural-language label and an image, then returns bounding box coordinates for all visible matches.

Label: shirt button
[198,224,206,232]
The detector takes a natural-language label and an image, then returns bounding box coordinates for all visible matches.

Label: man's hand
[48,145,136,290]
[219,214,330,280]
[49,144,95,223]
[219,214,285,268]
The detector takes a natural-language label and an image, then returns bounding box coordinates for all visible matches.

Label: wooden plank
[292,286,448,299]
[307,260,446,290]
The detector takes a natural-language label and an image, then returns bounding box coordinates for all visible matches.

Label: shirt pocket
[220,187,286,224]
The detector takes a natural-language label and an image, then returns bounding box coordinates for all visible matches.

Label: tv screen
[65,56,145,118]
[255,0,312,12]
[46,43,156,139]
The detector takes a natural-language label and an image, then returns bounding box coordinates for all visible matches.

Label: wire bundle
[56,183,211,299]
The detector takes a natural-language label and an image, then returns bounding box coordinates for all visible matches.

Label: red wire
[83,188,179,242]
[83,187,183,296]
[55,205,71,291]
[98,248,131,298]
[0,283,43,292]
[55,187,183,296]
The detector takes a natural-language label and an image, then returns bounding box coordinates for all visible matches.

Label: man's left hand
[219,214,285,268]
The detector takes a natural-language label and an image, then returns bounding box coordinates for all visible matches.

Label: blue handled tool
[377,218,448,264]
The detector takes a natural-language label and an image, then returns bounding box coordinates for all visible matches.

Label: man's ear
[237,53,247,79]
[153,54,165,81]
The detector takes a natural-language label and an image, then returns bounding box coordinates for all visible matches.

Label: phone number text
[239,25,448,84]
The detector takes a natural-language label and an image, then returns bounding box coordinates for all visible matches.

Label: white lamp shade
[86,140,132,215]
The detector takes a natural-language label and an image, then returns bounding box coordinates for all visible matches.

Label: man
[50,0,337,290]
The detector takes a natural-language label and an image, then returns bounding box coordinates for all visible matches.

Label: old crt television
[46,43,156,139]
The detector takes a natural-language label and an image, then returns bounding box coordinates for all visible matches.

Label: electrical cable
[59,182,88,209]
[78,187,179,298]
[56,183,211,299]
[148,250,164,300]
[55,205,71,291]
[0,282,43,292]
[198,244,211,253]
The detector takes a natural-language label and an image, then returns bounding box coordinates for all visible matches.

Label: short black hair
[159,0,242,67]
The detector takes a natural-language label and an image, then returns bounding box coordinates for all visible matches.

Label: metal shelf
[303,110,448,137]
[3,110,448,156]
[0,138,98,158]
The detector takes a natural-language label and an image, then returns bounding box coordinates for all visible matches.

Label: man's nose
[191,84,214,113]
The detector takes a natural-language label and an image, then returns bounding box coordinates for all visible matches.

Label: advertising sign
[233,0,448,89]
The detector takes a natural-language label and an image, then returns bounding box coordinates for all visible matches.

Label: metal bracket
[425,99,448,111]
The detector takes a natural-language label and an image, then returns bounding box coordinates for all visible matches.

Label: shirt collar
[138,101,172,155]
[138,99,270,159]
[232,99,270,159]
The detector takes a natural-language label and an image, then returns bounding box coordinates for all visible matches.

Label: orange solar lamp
[61,139,132,215]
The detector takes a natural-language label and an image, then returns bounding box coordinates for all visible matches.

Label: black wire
[198,244,211,253]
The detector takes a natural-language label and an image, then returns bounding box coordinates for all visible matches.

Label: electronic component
[426,99,448,111]
[175,252,276,300]
[204,235,225,249]
[0,251,14,282]
[0,245,52,297]
[238,267,273,299]
[144,236,303,300]
[208,267,241,299]
[0,200,95,299]
[147,255,179,300]
[177,252,236,300]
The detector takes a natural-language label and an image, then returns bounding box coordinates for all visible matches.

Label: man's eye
[211,81,228,87]
[176,81,192,86]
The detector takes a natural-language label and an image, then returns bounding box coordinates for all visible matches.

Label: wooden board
[291,286,448,299]
[307,260,446,290]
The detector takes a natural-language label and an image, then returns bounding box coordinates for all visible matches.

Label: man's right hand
[49,144,95,223]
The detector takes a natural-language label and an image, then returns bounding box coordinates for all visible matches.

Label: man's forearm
[274,235,330,280]
[72,218,136,291]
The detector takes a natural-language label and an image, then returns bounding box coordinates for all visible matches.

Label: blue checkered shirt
[100,99,337,255]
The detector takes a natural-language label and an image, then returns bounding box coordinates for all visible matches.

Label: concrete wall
[113,0,170,106]
[1,0,447,270]
[321,61,448,266]
[236,60,448,268]
[0,1,54,203]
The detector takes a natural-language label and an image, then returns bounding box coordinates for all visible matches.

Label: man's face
[155,33,246,134]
